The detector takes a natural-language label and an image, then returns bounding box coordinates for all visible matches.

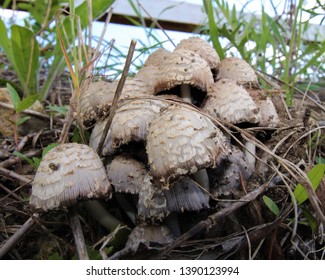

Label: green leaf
[42,143,59,158]
[294,164,325,205]
[16,116,31,126]
[10,25,40,96]
[263,195,280,216]
[47,104,68,115]
[16,94,38,112]
[13,151,38,169]
[6,83,21,111]
[316,157,325,164]
[302,207,318,232]
[0,18,14,64]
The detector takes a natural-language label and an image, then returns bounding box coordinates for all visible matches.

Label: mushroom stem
[193,168,210,199]
[180,84,192,103]
[68,205,89,260]
[244,141,256,169]
[83,200,121,231]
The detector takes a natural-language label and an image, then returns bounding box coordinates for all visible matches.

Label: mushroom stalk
[180,84,192,103]
[244,141,256,169]
[193,169,210,199]
[68,206,89,260]
[83,200,121,231]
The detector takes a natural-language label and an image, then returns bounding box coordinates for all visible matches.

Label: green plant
[0,0,115,100]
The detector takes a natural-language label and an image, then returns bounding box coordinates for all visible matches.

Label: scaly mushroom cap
[146,105,230,186]
[144,48,171,67]
[124,223,175,253]
[89,98,170,156]
[30,143,111,211]
[248,89,280,128]
[106,155,147,194]
[202,78,260,124]
[210,146,253,197]
[154,49,214,94]
[80,77,153,126]
[164,177,210,212]
[216,57,259,87]
[175,37,220,71]
[135,65,160,92]
[80,80,114,125]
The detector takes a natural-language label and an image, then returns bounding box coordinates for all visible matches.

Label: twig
[156,181,270,259]
[0,166,32,185]
[0,213,39,259]
[0,150,41,168]
[96,40,137,155]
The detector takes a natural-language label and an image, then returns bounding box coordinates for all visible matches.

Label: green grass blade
[263,195,280,216]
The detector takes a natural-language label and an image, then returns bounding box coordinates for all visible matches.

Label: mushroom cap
[210,145,253,197]
[202,78,260,124]
[80,77,154,126]
[146,105,230,186]
[216,57,259,87]
[80,80,114,125]
[135,65,160,92]
[144,48,171,67]
[124,223,175,253]
[153,49,214,94]
[30,143,111,211]
[106,155,147,194]
[89,98,170,156]
[164,177,210,212]
[175,37,220,70]
[248,89,280,128]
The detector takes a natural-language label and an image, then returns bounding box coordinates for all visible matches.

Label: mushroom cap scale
[144,48,171,67]
[216,57,259,87]
[202,78,260,124]
[30,143,111,211]
[175,37,220,71]
[146,105,230,186]
[154,49,214,94]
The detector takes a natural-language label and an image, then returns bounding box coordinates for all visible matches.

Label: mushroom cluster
[62,37,281,258]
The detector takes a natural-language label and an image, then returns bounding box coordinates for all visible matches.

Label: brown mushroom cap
[80,77,154,126]
[153,49,214,94]
[135,65,160,92]
[106,155,147,194]
[175,37,220,71]
[89,98,170,156]
[144,48,171,67]
[216,57,259,87]
[30,143,111,211]
[146,105,230,186]
[202,78,260,124]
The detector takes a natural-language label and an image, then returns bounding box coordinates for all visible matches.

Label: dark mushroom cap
[175,37,220,71]
[202,78,260,124]
[146,105,230,186]
[164,177,210,212]
[106,155,147,194]
[216,57,259,87]
[153,49,214,94]
[30,143,111,211]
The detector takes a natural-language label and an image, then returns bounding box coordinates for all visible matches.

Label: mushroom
[80,77,154,126]
[146,104,230,187]
[89,97,170,156]
[202,78,260,125]
[175,37,220,78]
[216,57,259,88]
[109,223,175,259]
[153,49,214,106]
[144,48,171,67]
[30,143,114,259]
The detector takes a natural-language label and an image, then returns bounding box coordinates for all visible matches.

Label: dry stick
[96,40,137,155]
[0,166,32,185]
[0,150,41,168]
[156,181,270,259]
